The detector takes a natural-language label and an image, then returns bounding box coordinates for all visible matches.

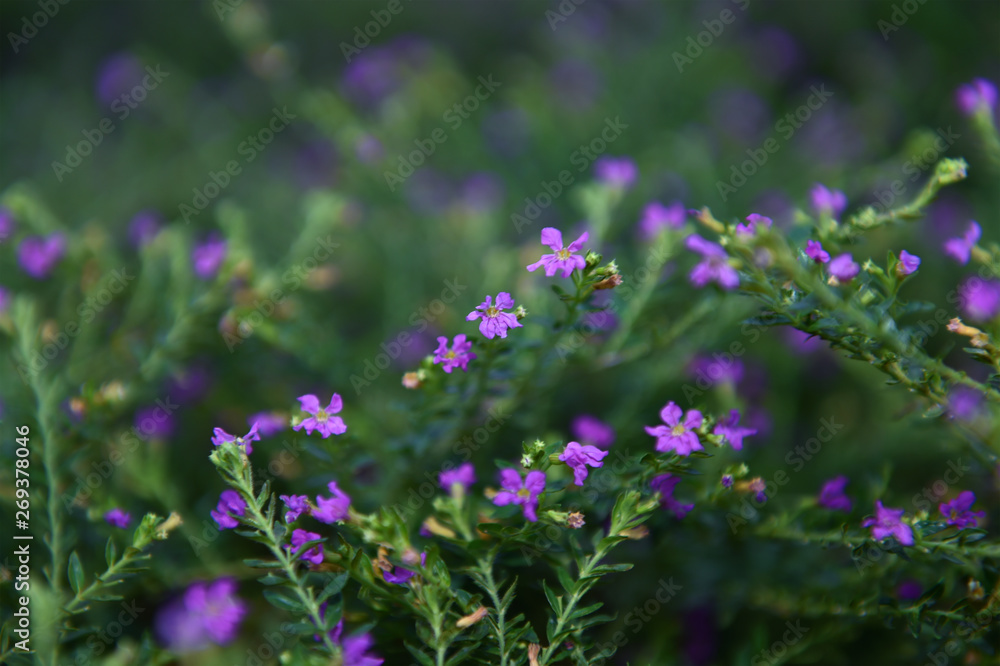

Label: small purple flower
[526,227,589,278]
[712,409,756,451]
[155,578,248,652]
[279,494,310,523]
[958,278,1000,321]
[18,233,66,278]
[638,201,686,239]
[0,207,14,243]
[287,529,324,565]
[492,469,546,522]
[293,394,347,437]
[439,463,476,494]
[594,156,637,189]
[828,254,859,282]
[128,211,161,248]
[134,406,175,440]
[383,552,427,586]
[805,240,830,264]
[104,508,132,529]
[862,501,914,546]
[248,411,286,436]
[939,491,986,529]
[571,414,615,448]
[688,354,744,386]
[748,478,767,503]
[721,474,734,489]
[897,579,923,601]
[735,213,772,238]
[896,250,920,277]
[944,221,981,265]
[466,292,523,339]
[948,386,984,421]
[955,78,998,116]
[313,481,351,524]
[810,183,847,218]
[686,235,739,290]
[646,402,704,456]
[433,334,476,373]
[817,476,852,512]
[211,422,260,455]
[558,441,609,486]
[210,490,247,530]
[328,618,384,666]
[192,234,227,280]
[650,474,694,519]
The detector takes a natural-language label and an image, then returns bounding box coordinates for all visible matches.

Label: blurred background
[1,1,999,664]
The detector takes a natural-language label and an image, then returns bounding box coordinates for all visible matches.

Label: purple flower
[558,441,609,486]
[128,211,161,248]
[0,286,10,315]
[104,508,132,528]
[646,402,703,456]
[526,227,589,278]
[248,411,286,436]
[0,207,14,243]
[685,235,739,290]
[383,552,427,586]
[955,78,998,116]
[958,278,1000,321]
[293,394,347,437]
[192,234,227,279]
[571,414,615,449]
[287,529,324,565]
[439,463,476,494]
[735,213,772,237]
[805,240,830,264]
[688,354,744,386]
[328,618,384,666]
[828,254,859,282]
[313,481,351,524]
[594,156,637,188]
[492,469,546,522]
[211,422,261,455]
[279,494,310,523]
[18,233,66,278]
[944,221,981,265]
[896,250,920,277]
[712,410,756,451]
[134,406,175,440]
[155,578,247,652]
[939,491,986,529]
[95,53,144,106]
[862,501,914,546]
[817,476,852,512]
[466,292,523,339]
[748,477,767,503]
[810,183,847,218]
[948,386,984,421]
[650,474,694,519]
[721,474,734,489]
[433,334,476,373]
[210,490,247,530]
[638,201,686,239]
[897,579,922,601]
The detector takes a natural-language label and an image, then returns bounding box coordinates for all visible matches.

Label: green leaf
[243,558,282,569]
[542,580,562,614]
[568,601,603,620]
[317,573,349,602]
[68,551,85,594]
[556,566,575,594]
[104,539,117,568]
[404,642,436,666]
[262,588,303,613]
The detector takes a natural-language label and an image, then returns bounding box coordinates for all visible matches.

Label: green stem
[475,556,511,666]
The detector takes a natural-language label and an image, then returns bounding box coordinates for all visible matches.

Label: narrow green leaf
[104,539,117,568]
[542,580,562,614]
[68,551,85,594]
[262,588,303,613]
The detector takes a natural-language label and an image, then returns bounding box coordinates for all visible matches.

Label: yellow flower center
[486,306,499,317]
[316,409,329,423]
[517,488,531,499]
[557,249,571,260]
[445,351,457,359]
[671,424,686,436]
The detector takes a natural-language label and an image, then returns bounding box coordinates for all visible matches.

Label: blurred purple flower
[326,617,384,666]
[155,578,247,652]
[134,406,175,440]
[862,501,913,546]
[650,474,693,518]
[287,529,324,565]
[683,606,717,666]
[548,59,603,110]
[939,491,985,528]
[948,386,983,421]
[355,134,385,164]
[805,240,830,264]
[192,234,226,280]
[958,278,1000,321]
[594,156,637,189]
[828,254,859,282]
[686,235,739,289]
[210,489,246,530]
[810,183,847,218]
[104,508,132,528]
[897,579,923,601]
[747,27,800,81]
[0,286,10,315]
[128,210,161,248]
[0,207,14,243]
[736,213,772,238]
[279,494,309,523]
[709,87,770,144]
[169,365,212,402]
[688,353,744,386]
[721,474,734,489]
[638,201,686,239]
[955,78,998,116]
[492,469,546,522]
[383,552,427,586]
[295,140,338,190]
[646,402,703,456]
[817,476,852,512]
[211,422,260,455]
[461,172,504,213]
[439,462,476,494]
[896,250,920,277]
[482,107,531,159]
[248,411,286,436]
[943,221,981,265]
[95,53,144,106]
[571,414,615,449]
[313,481,351,524]
[559,441,608,486]
[713,410,756,451]
[18,233,66,278]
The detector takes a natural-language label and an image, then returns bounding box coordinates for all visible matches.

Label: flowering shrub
[1,3,999,665]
